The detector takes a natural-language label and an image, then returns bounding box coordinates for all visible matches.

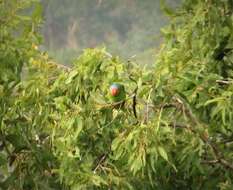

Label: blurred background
[41,0,180,65]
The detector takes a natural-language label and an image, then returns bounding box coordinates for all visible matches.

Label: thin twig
[132,87,138,118]
[93,154,108,173]
[167,123,190,129]
[219,138,233,144]
[216,79,233,85]
[201,159,219,164]
[95,94,135,109]
[48,62,71,71]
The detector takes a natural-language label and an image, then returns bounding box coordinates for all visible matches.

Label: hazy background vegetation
[41,0,180,65]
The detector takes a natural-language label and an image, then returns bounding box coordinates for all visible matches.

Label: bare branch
[93,154,108,173]
[201,159,219,164]
[47,61,71,71]
[216,79,233,85]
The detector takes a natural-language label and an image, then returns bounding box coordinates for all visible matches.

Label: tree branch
[93,153,108,173]
[171,95,233,171]
[216,79,233,85]
[48,61,71,71]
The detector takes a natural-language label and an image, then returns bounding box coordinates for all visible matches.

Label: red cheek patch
[111,88,119,96]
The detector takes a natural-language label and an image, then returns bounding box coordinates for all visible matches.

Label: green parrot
[109,83,126,108]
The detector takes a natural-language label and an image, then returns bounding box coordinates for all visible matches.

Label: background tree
[41,0,180,64]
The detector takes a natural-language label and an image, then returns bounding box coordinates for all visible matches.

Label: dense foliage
[1,0,233,190]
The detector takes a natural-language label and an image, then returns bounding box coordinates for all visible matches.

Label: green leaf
[65,70,78,84]
[158,146,168,161]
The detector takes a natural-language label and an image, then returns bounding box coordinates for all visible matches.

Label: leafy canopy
[1,0,233,190]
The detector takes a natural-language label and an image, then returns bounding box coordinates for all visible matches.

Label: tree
[1,0,233,189]
[0,0,62,189]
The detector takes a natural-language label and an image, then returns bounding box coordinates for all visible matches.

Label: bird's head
[110,83,120,97]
